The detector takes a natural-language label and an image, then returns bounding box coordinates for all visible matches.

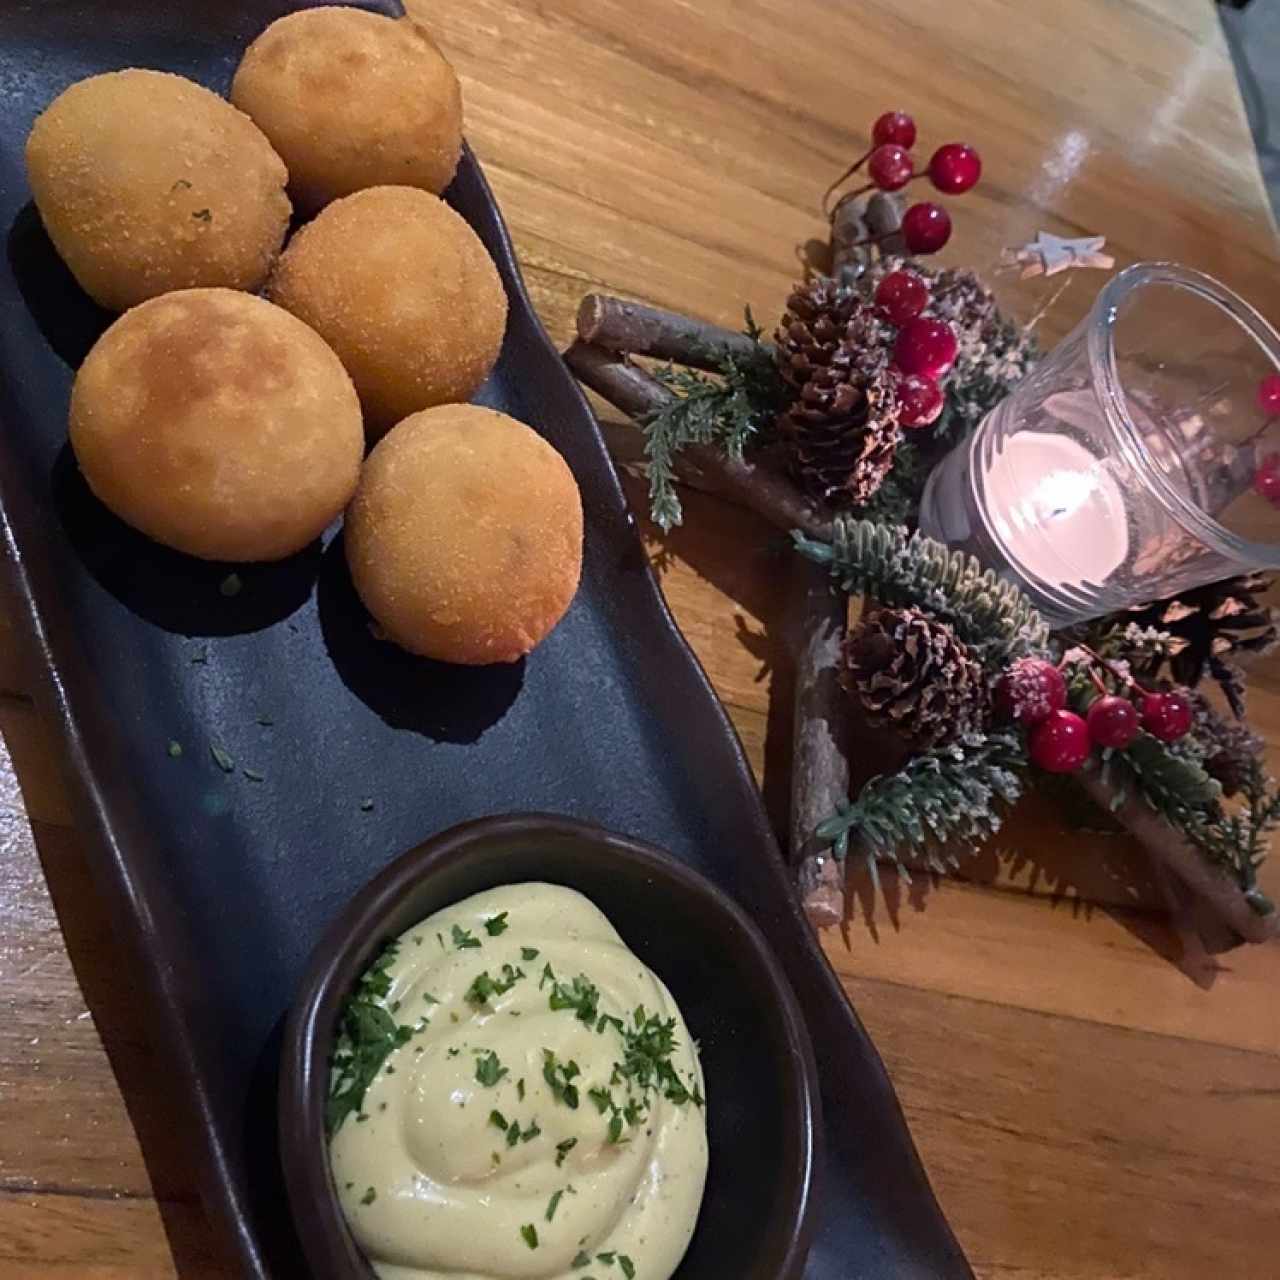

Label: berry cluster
[829,110,983,257]
[872,269,957,427]
[995,656,1192,774]
[1252,373,1280,505]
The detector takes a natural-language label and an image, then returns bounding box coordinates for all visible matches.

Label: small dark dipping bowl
[280,814,822,1279]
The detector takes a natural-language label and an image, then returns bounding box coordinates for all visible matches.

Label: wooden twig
[830,192,905,284]
[788,556,852,928]
[1076,770,1278,944]
[576,294,764,372]
[563,341,834,541]
[564,339,672,420]
[829,198,871,281]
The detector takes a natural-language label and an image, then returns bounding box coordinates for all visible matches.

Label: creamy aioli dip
[329,883,708,1280]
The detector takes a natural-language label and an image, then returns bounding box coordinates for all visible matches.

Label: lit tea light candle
[983,432,1129,592]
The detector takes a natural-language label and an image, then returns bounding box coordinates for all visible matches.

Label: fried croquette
[231,9,462,213]
[345,405,583,664]
[267,186,507,439]
[25,70,290,311]
[70,289,363,562]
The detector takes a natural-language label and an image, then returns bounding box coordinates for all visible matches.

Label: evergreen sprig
[639,309,785,530]
[793,517,1052,666]
[817,730,1027,884]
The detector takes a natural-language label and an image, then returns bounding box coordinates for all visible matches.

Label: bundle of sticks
[562,202,1278,950]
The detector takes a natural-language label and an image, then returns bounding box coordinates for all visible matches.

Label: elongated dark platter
[0,1,973,1275]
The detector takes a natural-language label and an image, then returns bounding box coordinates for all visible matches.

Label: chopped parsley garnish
[623,1096,646,1126]
[572,1251,592,1268]
[517,1078,526,1101]
[465,964,525,1007]
[219,572,241,597]
[166,740,183,758]
[619,1256,636,1278]
[192,207,212,222]
[451,924,481,950]
[502,1116,539,1148]
[489,1110,509,1132]
[546,1189,565,1221]
[255,713,274,726]
[475,1051,508,1087]
[209,743,235,773]
[588,1086,613,1114]
[326,941,413,1135]
[521,946,540,962]
[549,974,600,1024]
[359,797,374,812]
[606,1113,624,1144]
[596,1013,625,1036]
[520,1224,538,1249]
[539,962,556,990]
[542,1050,581,1108]
[597,1252,616,1265]
[242,767,265,782]
[483,912,509,936]
[423,992,440,1004]
[615,1007,700,1105]
[360,1187,376,1205]
[555,1137,577,1167]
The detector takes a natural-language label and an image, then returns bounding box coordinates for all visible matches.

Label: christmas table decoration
[564,106,1280,948]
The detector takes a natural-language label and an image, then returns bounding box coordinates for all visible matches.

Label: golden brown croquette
[345,405,583,664]
[70,289,363,562]
[231,9,462,213]
[267,186,507,439]
[25,70,290,311]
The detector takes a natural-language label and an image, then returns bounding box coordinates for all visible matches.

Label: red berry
[1086,695,1140,749]
[1140,691,1193,742]
[994,657,1067,726]
[872,110,916,149]
[896,373,944,427]
[893,315,959,378]
[1260,373,1280,417]
[928,143,982,194]
[1028,710,1092,773]
[901,202,952,254]
[868,144,914,192]
[874,269,930,325]
[1254,453,1280,504]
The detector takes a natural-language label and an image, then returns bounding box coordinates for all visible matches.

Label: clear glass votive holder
[917,262,1280,628]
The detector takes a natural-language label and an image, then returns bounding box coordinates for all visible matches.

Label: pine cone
[1124,573,1277,717]
[774,277,867,391]
[773,279,900,506]
[842,605,991,748]
[1188,691,1264,797]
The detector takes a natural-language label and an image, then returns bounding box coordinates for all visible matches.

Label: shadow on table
[619,470,799,839]
[837,793,1231,990]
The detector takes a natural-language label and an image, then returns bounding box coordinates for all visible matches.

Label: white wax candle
[984,431,1129,590]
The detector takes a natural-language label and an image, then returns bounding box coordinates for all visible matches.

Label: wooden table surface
[3,1,1280,1276]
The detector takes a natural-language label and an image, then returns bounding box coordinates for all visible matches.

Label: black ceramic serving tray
[0,1,973,1276]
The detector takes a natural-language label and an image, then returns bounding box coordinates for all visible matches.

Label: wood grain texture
[1,0,1279,1275]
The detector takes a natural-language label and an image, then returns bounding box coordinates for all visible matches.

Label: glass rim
[1087,261,1280,569]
